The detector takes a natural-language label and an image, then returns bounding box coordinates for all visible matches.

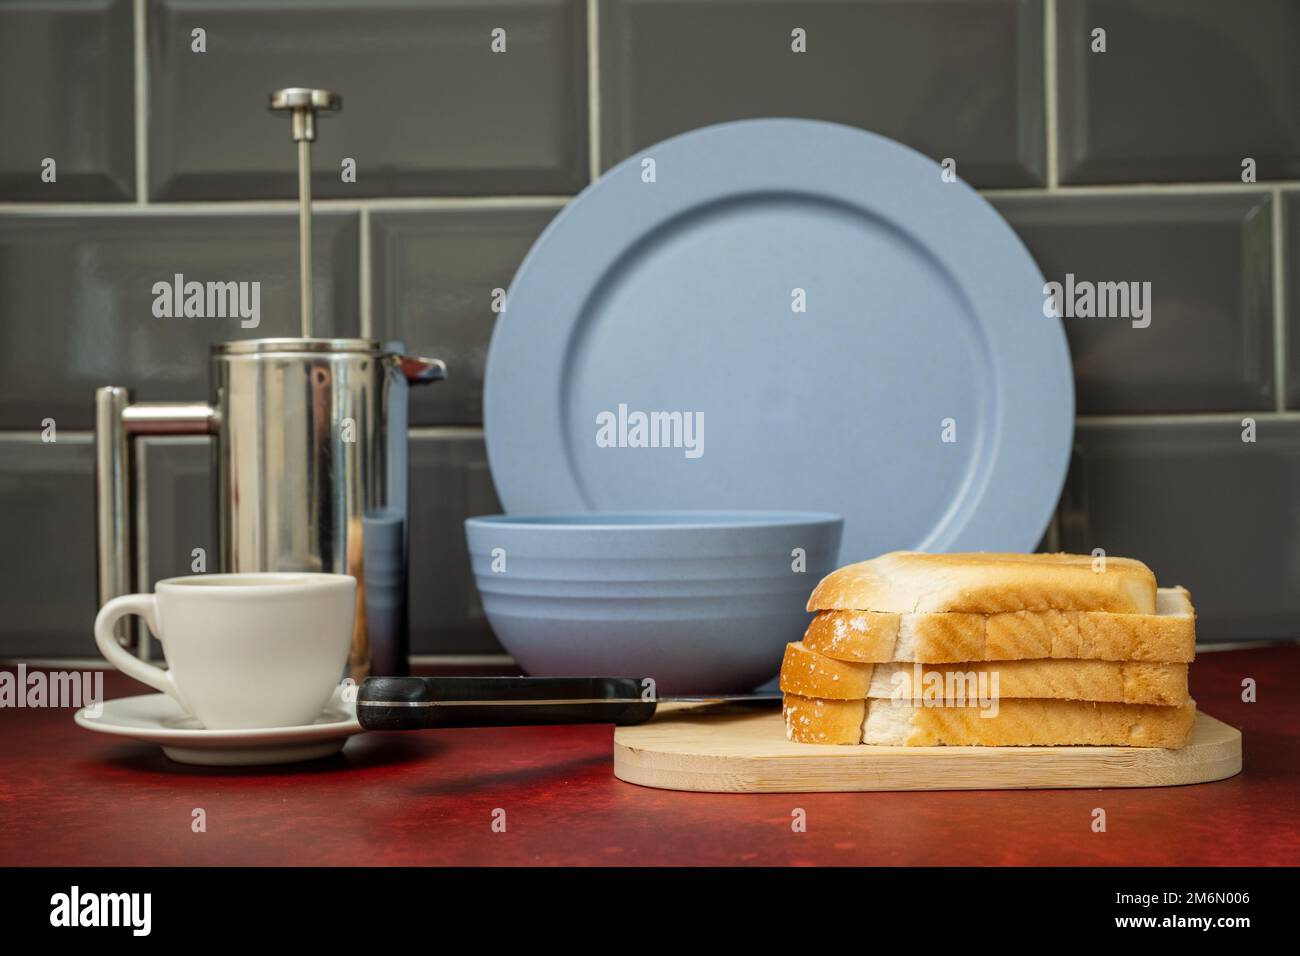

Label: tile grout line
[981,182,1300,199]
[1076,411,1299,425]
[2,654,520,669]
[359,207,372,339]
[1273,186,1287,412]
[132,0,148,204]
[7,413,1300,445]
[0,426,487,440]
[0,196,574,216]
[587,0,601,182]
[409,654,515,666]
[407,426,485,438]
[0,425,480,442]
[1044,0,1059,190]
[0,432,95,440]
[10,182,1300,219]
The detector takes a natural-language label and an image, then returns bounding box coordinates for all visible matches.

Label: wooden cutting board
[613,705,1242,792]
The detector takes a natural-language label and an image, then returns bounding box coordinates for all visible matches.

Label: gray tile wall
[2,0,1298,656]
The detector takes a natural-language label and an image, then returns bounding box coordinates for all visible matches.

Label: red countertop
[1,646,1297,867]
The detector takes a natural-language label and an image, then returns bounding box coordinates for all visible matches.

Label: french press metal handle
[94,392,216,654]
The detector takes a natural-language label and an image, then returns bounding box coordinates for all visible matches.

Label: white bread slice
[804,586,1195,664]
[867,659,1188,706]
[778,641,873,699]
[808,551,1157,614]
[782,692,1196,748]
[782,694,864,745]
[860,696,1196,748]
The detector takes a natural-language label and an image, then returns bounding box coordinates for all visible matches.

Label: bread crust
[778,641,874,699]
[804,587,1195,664]
[782,694,865,745]
[807,551,1158,614]
[801,609,904,661]
[862,697,1196,748]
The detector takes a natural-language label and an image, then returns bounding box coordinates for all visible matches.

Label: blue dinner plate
[484,119,1073,561]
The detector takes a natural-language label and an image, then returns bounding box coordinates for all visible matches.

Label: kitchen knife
[356,676,780,730]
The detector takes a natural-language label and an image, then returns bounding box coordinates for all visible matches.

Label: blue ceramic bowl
[464,511,843,694]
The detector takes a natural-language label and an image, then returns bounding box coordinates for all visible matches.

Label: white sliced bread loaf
[807,551,1158,614]
[804,586,1195,664]
[782,692,1196,748]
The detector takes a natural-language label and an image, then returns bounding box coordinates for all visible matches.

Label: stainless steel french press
[95,89,445,679]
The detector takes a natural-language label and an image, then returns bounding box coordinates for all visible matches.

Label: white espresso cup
[94,573,357,729]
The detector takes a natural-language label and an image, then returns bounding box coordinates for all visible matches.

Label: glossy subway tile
[408,431,504,654]
[369,204,562,425]
[993,192,1275,413]
[131,437,216,659]
[1283,192,1300,408]
[1061,418,1300,642]
[0,0,136,201]
[146,0,588,200]
[137,437,214,587]
[0,436,97,657]
[599,0,1046,187]
[1056,0,1300,184]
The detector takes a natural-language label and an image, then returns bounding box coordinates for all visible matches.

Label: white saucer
[74,686,363,766]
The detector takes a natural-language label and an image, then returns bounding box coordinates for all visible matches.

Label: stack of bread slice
[780,552,1197,748]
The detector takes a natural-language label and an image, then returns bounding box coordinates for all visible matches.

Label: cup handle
[93,594,184,708]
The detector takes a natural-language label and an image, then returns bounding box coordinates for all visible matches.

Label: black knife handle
[356,676,659,730]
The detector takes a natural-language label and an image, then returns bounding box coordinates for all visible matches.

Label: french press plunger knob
[269,87,341,338]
